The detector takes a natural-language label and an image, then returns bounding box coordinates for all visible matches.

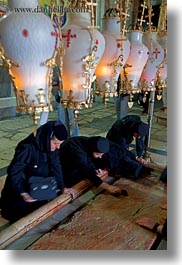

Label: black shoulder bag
[27,144,60,201]
[28,176,60,201]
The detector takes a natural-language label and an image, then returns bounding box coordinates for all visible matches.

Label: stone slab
[29,177,167,250]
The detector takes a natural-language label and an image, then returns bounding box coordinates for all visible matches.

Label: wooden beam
[144,162,166,172]
[0,179,93,249]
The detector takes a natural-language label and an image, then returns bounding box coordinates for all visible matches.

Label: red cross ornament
[62,29,77,48]
[153,48,161,59]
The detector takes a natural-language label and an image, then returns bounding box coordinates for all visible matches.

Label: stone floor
[0,97,167,172]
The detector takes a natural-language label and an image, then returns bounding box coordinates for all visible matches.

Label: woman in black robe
[106,115,149,163]
[59,136,122,195]
[94,140,144,179]
[0,121,73,223]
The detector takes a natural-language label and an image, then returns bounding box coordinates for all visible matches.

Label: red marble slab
[28,177,167,250]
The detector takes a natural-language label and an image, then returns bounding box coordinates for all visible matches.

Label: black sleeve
[75,151,103,187]
[136,138,144,157]
[50,150,65,190]
[126,149,137,160]
[93,156,111,170]
[7,144,33,194]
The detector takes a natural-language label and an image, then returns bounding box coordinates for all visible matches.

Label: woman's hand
[21,192,37,202]
[96,168,108,180]
[100,182,122,195]
[136,156,147,165]
[63,188,77,199]
[107,185,122,195]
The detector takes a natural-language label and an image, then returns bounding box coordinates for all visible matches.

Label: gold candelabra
[157,0,167,38]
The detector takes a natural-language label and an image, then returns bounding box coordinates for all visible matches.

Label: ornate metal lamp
[60,0,105,111]
[140,0,165,162]
[120,0,149,108]
[140,27,164,106]
[95,1,131,104]
[0,0,58,125]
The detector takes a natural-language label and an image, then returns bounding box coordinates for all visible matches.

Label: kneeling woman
[0,121,74,223]
[59,136,122,195]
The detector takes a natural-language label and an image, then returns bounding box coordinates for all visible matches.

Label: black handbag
[28,176,60,201]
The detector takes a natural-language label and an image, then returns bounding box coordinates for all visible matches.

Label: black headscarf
[18,121,68,153]
[134,122,149,137]
[88,136,110,153]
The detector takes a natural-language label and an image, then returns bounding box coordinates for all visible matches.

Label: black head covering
[36,121,68,152]
[53,123,68,141]
[89,136,110,153]
[18,121,68,153]
[135,122,149,137]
